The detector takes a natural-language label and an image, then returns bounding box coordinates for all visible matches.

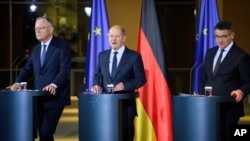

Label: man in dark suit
[7,16,71,141]
[201,21,250,141]
[92,25,146,141]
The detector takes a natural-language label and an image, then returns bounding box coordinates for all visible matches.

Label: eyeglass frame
[34,26,51,31]
[214,32,232,40]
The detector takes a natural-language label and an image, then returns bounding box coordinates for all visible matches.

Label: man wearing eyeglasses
[201,21,250,141]
[7,16,71,141]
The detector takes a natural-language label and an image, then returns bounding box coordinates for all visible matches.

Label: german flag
[134,0,173,141]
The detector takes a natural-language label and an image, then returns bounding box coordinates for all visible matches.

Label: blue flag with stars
[191,0,220,94]
[83,0,110,91]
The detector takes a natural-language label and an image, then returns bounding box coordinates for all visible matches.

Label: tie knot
[113,52,118,56]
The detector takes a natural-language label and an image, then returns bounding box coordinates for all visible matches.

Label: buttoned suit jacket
[201,43,250,117]
[16,36,71,108]
[94,46,146,92]
[94,46,146,116]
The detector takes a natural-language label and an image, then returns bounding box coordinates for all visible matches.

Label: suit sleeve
[123,54,146,91]
[239,53,250,96]
[51,40,71,88]
[93,54,102,86]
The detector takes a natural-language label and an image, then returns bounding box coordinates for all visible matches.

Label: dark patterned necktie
[111,52,118,78]
[213,49,224,75]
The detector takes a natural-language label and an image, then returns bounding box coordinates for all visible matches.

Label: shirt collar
[219,41,233,52]
[111,45,125,54]
[41,36,53,47]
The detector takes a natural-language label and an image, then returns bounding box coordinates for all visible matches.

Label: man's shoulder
[124,46,140,55]
[50,36,70,49]
[232,44,248,54]
[100,49,111,54]
[208,46,219,51]
[52,36,69,44]
[206,46,218,55]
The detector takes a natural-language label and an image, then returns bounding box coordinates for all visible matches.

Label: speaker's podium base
[172,94,235,141]
[0,90,46,141]
[78,92,138,141]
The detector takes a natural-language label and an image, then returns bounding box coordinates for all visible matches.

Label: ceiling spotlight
[84,7,91,17]
[30,4,37,12]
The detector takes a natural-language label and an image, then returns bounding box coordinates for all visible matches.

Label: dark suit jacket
[94,46,146,116]
[94,47,146,92]
[16,36,71,108]
[201,43,250,117]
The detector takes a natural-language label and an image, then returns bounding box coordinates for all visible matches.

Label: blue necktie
[111,52,118,78]
[40,45,47,66]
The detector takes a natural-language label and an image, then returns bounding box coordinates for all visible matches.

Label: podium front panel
[172,95,234,141]
[78,93,138,141]
[0,90,46,141]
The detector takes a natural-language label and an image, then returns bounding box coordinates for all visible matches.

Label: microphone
[15,54,28,81]
[189,62,197,94]
[9,55,21,84]
[193,61,204,95]
[11,55,21,66]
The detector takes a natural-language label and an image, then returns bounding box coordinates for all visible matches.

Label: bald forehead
[109,25,125,35]
[36,17,53,27]
[36,18,47,24]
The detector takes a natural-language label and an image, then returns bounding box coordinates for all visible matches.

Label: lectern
[78,92,139,141]
[0,90,46,141]
[172,94,235,141]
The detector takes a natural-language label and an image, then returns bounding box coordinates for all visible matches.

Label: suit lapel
[102,50,112,79]
[213,45,237,77]
[33,44,43,72]
[207,48,217,76]
[112,48,129,79]
[41,38,56,68]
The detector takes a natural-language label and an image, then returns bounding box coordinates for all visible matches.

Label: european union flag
[191,0,220,94]
[83,0,110,92]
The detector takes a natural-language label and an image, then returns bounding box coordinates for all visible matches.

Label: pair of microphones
[10,54,29,84]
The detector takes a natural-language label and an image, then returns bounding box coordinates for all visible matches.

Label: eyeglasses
[34,26,51,31]
[214,32,231,40]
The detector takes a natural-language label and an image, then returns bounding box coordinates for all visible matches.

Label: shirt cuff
[50,83,57,88]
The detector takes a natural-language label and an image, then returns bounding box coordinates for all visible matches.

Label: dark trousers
[37,106,64,141]
[122,100,136,141]
[220,112,240,141]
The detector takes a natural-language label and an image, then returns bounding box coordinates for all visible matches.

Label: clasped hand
[92,82,124,93]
